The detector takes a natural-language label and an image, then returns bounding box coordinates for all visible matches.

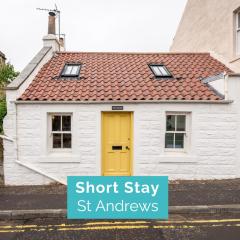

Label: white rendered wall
[170,0,240,72]
[3,97,240,185]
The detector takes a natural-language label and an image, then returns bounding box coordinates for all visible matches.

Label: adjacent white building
[171,0,240,72]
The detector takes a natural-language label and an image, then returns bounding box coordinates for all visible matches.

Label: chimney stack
[48,11,56,35]
[43,10,65,52]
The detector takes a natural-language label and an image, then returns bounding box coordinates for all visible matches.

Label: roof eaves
[14,99,233,104]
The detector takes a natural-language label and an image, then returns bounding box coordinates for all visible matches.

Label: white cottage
[3,13,240,185]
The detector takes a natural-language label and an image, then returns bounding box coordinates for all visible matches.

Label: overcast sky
[0,0,187,71]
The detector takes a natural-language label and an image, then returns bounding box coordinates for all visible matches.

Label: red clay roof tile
[18,52,233,102]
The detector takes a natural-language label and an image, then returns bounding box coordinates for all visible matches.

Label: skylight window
[61,64,81,77]
[149,65,172,78]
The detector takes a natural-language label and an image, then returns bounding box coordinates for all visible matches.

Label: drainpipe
[224,72,229,100]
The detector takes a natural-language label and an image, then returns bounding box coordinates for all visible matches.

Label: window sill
[39,152,80,163]
[164,148,186,153]
[158,154,197,163]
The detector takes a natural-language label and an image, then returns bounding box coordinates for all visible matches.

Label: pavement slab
[0,179,240,211]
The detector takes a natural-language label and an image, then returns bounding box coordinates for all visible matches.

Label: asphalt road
[0,214,240,240]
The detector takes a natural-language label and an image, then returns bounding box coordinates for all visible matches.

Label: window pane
[237,31,240,55]
[165,133,174,148]
[62,116,71,131]
[166,115,175,131]
[63,134,71,148]
[176,115,186,131]
[71,66,79,75]
[238,12,240,28]
[159,66,168,76]
[52,116,61,131]
[152,66,162,76]
[64,66,72,75]
[53,133,62,148]
[175,133,184,149]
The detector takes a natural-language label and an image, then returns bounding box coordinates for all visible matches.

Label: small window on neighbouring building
[61,64,81,77]
[149,64,172,78]
[236,11,240,55]
[50,114,72,149]
[165,114,187,150]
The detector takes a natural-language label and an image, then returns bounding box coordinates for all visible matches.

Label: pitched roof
[18,52,232,102]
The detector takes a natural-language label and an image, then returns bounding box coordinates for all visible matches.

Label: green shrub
[0,63,19,88]
[0,97,6,134]
[0,62,18,134]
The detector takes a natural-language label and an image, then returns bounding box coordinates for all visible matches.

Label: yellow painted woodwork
[102,112,132,176]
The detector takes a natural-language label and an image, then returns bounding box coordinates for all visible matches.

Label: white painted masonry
[3,77,240,185]
[170,0,240,72]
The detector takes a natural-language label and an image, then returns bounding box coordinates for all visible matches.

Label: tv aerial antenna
[36,4,61,40]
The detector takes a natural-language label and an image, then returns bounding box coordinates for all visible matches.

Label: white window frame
[149,64,172,78]
[61,64,81,77]
[48,113,72,152]
[164,112,190,153]
[236,10,240,56]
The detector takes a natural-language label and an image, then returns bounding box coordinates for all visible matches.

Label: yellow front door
[102,112,132,176]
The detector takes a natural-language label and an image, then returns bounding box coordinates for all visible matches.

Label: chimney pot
[48,11,56,35]
[59,37,65,50]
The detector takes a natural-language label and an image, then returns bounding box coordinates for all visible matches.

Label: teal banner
[67,176,168,219]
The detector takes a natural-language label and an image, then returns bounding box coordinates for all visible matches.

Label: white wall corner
[226,74,240,102]
[3,45,54,180]
[43,34,60,52]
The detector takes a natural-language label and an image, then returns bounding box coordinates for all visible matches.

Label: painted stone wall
[171,0,240,72]
[0,138,3,184]
[3,97,240,185]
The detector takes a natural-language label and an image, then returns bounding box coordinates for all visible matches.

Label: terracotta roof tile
[18,52,233,102]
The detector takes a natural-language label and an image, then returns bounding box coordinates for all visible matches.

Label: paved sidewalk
[0,179,239,210]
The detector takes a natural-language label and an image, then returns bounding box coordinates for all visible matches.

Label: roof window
[61,64,81,77]
[149,64,172,78]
